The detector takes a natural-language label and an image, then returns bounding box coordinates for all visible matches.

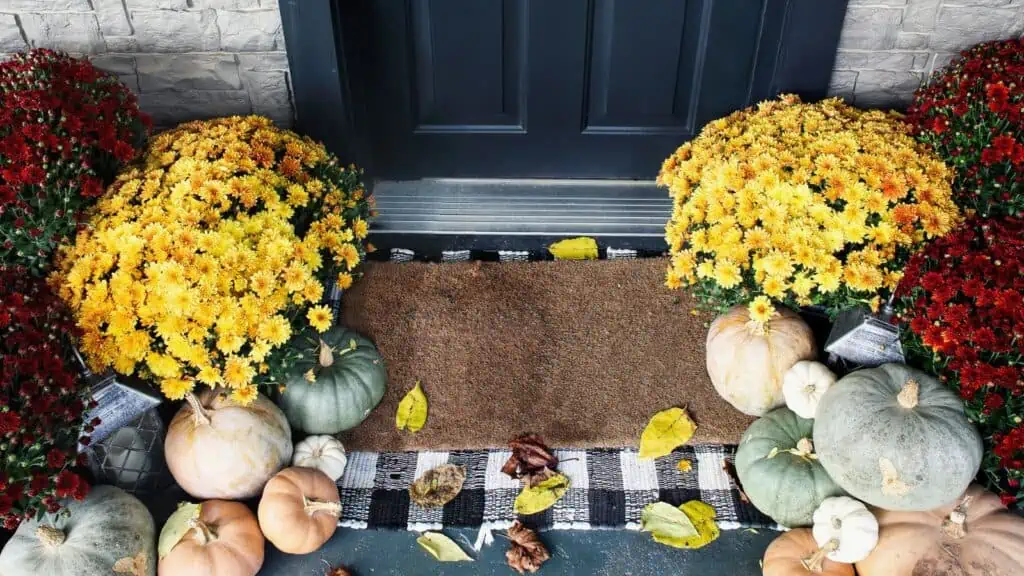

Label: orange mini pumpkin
[856,484,1024,576]
[158,500,264,576]
[258,467,341,554]
[762,529,854,576]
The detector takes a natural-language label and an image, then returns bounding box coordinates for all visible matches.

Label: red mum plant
[895,217,1024,507]
[0,49,150,275]
[906,38,1024,217]
[0,267,95,529]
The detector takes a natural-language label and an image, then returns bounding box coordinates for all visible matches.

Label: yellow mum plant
[658,95,960,316]
[53,116,373,404]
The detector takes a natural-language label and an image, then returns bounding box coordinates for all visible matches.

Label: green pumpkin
[279,326,387,434]
[814,363,982,512]
[735,407,845,528]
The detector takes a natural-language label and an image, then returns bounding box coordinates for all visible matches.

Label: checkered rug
[334,444,778,532]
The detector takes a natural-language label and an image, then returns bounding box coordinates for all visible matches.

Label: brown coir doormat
[339,259,754,451]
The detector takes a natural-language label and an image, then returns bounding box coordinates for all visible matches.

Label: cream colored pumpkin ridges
[782,361,836,420]
[166,389,293,500]
[810,496,878,566]
[293,435,348,482]
[814,363,982,512]
[706,304,816,417]
[857,484,1024,576]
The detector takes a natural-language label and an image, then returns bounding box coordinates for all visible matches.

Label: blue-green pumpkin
[279,327,387,434]
[735,407,846,528]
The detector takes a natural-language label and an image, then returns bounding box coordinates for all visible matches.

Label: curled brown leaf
[722,460,749,503]
[506,521,550,574]
[409,464,467,508]
[502,433,559,484]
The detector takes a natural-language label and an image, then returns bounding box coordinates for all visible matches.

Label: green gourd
[735,408,846,528]
[279,327,387,434]
[0,485,156,576]
[813,363,982,512]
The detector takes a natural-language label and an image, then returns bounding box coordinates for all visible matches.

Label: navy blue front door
[338,0,847,179]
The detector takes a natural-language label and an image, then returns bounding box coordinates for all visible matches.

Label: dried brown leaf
[409,464,466,508]
[722,460,749,503]
[502,433,559,484]
[506,521,550,574]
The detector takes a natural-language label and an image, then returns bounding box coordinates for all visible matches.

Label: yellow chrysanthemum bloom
[657,95,959,314]
[53,116,374,405]
[307,305,333,333]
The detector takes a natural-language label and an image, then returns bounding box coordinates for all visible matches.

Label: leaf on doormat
[641,500,721,550]
[158,501,201,558]
[667,501,720,549]
[396,380,428,433]
[676,459,692,473]
[548,237,598,260]
[721,460,750,503]
[501,433,559,485]
[409,464,466,508]
[514,473,570,515]
[638,407,696,460]
[506,520,550,574]
[416,532,474,562]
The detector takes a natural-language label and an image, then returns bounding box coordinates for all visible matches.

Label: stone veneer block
[136,54,243,92]
[130,9,220,53]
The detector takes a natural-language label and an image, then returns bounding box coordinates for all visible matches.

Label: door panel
[349,0,844,179]
[409,0,527,132]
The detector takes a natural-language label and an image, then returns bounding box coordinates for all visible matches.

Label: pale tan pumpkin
[762,529,854,576]
[707,304,816,416]
[158,501,264,576]
[165,389,292,500]
[856,484,1024,576]
[258,467,341,554]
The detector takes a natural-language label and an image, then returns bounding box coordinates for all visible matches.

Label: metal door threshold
[371,179,671,237]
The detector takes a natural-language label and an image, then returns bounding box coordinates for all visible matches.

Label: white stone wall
[831,0,1024,107]
[0,0,292,127]
[1,1,1022,129]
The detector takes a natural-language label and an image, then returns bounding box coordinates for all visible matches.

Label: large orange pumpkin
[158,500,264,576]
[762,529,854,576]
[258,467,341,554]
[856,484,1024,576]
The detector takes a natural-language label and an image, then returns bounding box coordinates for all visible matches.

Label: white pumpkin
[782,361,836,419]
[0,485,156,576]
[292,435,348,482]
[809,496,879,567]
[165,389,293,500]
[706,304,816,416]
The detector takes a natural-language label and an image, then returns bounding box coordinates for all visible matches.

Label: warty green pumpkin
[813,363,982,512]
[735,407,846,528]
[279,327,388,434]
[0,485,156,576]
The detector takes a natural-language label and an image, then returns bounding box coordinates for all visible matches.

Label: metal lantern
[86,407,173,496]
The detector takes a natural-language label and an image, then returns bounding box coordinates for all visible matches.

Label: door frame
[280,0,850,179]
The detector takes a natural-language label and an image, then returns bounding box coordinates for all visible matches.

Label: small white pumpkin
[807,496,879,569]
[782,361,836,419]
[292,435,347,482]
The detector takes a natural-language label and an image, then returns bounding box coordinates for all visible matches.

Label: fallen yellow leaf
[548,237,598,260]
[639,407,696,460]
[513,473,570,515]
[676,459,692,473]
[416,532,474,562]
[640,502,698,542]
[643,500,720,550]
[396,380,428,433]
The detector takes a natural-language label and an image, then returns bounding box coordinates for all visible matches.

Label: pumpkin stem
[187,518,218,545]
[800,538,839,573]
[941,495,972,539]
[36,525,65,548]
[184,392,212,427]
[303,496,343,518]
[319,339,335,367]
[897,378,920,409]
